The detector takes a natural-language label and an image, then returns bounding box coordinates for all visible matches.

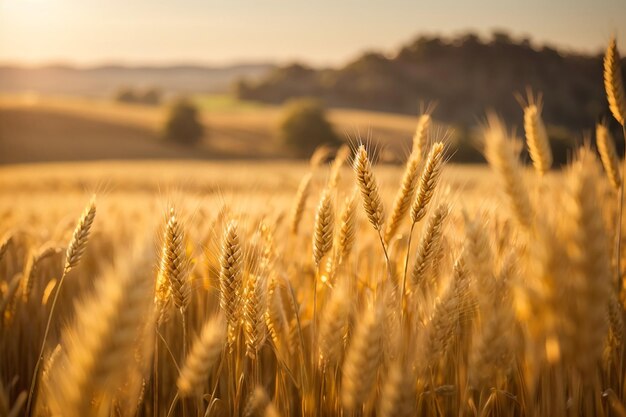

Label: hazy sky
[1,0,625,66]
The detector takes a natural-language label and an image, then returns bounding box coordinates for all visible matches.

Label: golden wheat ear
[177,315,226,397]
[604,37,626,126]
[336,189,358,263]
[411,142,444,224]
[596,122,622,190]
[411,203,448,289]
[312,189,334,267]
[64,196,96,274]
[353,145,385,231]
[483,114,534,229]
[243,272,268,359]
[317,283,351,368]
[329,144,352,188]
[289,172,313,234]
[244,386,282,417]
[385,150,421,242]
[160,208,191,312]
[341,302,383,411]
[412,113,431,159]
[219,220,244,346]
[523,97,552,176]
[377,358,415,417]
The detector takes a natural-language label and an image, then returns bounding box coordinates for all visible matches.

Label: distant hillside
[0,63,274,97]
[236,32,625,129]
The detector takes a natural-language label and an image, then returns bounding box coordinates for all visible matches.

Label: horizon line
[0,29,617,71]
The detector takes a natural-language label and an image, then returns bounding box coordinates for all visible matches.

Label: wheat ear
[354,145,385,231]
[523,101,552,176]
[329,144,351,188]
[318,283,351,367]
[411,203,448,288]
[412,114,431,159]
[377,359,415,417]
[289,172,313,234]
[597,122,622,190]
[219,220,244,346]
[161,208,191,312]
[604,37,626,126]
[177,316,226,397]
[410,142,444,224]
[336,189,358,262]
[385,150,421,242]
[244,387,281,417]
[64,196,96,274]
[341,303,383,411]
[243,273,268,359]
[483,114,534,229]
[313,189,334,266]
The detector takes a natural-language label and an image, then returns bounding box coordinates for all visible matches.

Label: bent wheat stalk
[26,196,96,416]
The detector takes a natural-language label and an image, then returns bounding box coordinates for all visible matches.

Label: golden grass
[2,37,626,417]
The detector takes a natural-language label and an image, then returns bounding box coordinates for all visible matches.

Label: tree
[279,98,340,157]
[115,87,137,104]
[163,99,204,145]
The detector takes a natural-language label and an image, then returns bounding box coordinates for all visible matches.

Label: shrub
[140,88,162,106]
[163,99,204,145]
[279,98,341,157]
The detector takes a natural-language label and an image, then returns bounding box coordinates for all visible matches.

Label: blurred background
[1,0,625,165]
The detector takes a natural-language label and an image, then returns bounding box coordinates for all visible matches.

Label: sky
[0,0,625,67]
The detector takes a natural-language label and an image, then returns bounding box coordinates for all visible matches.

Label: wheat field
[1,39,626,417]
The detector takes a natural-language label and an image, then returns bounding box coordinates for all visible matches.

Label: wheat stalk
[47,242,155,417]
[26,196,97,415]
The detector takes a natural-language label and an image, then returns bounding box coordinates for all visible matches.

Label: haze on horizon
[0,0,625,67]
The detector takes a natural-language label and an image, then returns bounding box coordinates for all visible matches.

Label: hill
[236,31,625,129]
[0,63,274,97]
[0,96,434,164]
